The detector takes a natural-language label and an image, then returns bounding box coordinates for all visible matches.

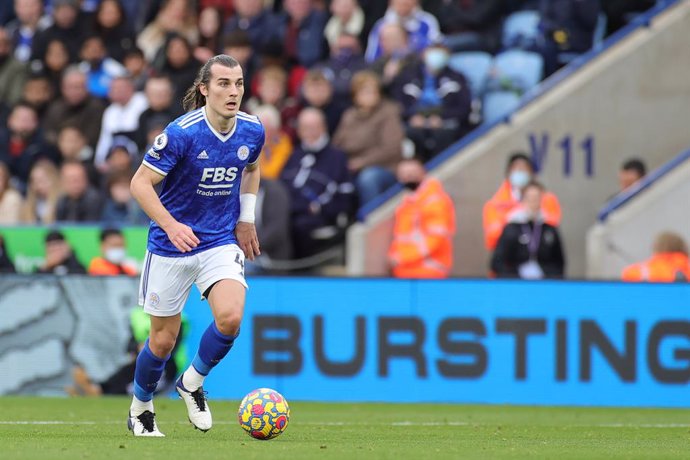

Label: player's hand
[164,221,199,253]
[236,221,260,261]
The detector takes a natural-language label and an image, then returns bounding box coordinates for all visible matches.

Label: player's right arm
[130,165,199,253]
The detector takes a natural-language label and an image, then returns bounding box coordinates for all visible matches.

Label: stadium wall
[4,276,688,407]
[347,0,690,279]
[587,148,690,279]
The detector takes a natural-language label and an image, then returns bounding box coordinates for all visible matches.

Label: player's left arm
[236,161,261,261]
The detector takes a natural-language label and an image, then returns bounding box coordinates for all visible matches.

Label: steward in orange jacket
[483,153,561,250]
[88,257,138,276]
[622,232,690,282]
[388,159,456,278]
[88,228,138,276]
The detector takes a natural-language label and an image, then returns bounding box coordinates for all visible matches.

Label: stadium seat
[448,51,493,98]
[502,10,541,49]
[490,50,544,93]
[482,91,521,124]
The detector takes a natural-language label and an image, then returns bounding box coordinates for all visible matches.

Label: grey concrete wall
[348,1,690,278]
[587,156,690,279]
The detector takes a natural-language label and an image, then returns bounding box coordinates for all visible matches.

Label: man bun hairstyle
[182,54,240,112]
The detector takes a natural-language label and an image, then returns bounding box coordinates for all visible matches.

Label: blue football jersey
[142,108,265,257]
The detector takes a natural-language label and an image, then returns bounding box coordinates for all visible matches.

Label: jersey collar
[202,106,237,142]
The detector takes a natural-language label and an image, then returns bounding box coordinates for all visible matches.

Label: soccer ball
[238,388,290,440]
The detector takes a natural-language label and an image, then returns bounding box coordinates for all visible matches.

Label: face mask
[403,181,421,191]
[424,49,449,73]
[509,170,530,189]
[105,248,126,265]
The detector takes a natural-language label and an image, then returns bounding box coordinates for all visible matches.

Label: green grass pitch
[1,397,689,459]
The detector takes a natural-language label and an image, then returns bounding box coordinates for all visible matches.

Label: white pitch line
[1,421,689,428]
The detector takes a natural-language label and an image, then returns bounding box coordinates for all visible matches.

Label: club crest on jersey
[237,145,250,161]
[153,133,168,151]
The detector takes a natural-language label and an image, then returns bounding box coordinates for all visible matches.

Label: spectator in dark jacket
[56,160,104,222]
[90,0,136,63]
[35,229,87,275]
[154,33,201,115]
[274,0,328,68]
[491,181,565,279]
[0,102,59,188]
[437,0,508,53]
[223,0,277,52]
[299,69,349,136]
[314,33,368,102]
[280,108,355,259]
[393,42,471,160]
[30,0,90,63]
[538,0,601,75]
[0,234,16,274]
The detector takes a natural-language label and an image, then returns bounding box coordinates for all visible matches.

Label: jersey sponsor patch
[153,133,168,151]
[237,145,250,161]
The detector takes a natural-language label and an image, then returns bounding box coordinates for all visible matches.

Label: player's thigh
[195,244,247,335]
[139,250,198,318]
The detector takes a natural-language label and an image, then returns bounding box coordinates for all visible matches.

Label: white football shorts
[138,244,247,317]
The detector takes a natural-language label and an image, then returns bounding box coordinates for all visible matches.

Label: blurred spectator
[622,232,690,282]
[333,71,404,207]
[43,67,106,148]
[22,73,54,119]
[21,158,60,224]
[324,0,365,49]
[300,69,348,136]
[370,22,417,93]
[88,227,138,275]
[0,161,23,224]
[223,0,277,52]
[56,159,104,222]
[483,153,561,251]
[94,75,148,169]
[537,0,601,76]
[56,125,94,168]
[6,0,50,62]
[136,76,177,149]
[365,0,442,63]
[122,47,149,91]
[280,107,355,259]
[0,2,15,26]
[0,235,16,273]
[491,180,565,279]
[194,6,224,63]
[37,39,70,93]
[136,0,199,62]
[252,104,293,180]
[101,171,148,225]
[222,31,257,101]
[275,0,328,68]
[387,156,455,278]
[103,136,138,177]
[246,65,301,140]
[0,26,28,108]
[359,0,389,41]
[618,158,646,192]
[603,0,655,35]
[437,0,507,53]
[31,0,89,63]
[35,229,87,274]
[393,41,471,160]
[198,0,234,20]
[246,178,294,274]
[154,33,200,115]
[314,32,368,101]
[91,0,136,63]
[78,35,128,99]
[0,101,59,187]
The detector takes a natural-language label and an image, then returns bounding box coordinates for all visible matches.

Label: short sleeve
[247,125,265,166]
[141,126,186,177]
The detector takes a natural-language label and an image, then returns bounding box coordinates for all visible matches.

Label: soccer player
[127,54,264,437]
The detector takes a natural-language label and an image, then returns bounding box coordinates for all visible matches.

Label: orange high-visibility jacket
[622,252,690,282]
[482,180,562,250]
[388,178,456,278]
[88,257,138,276]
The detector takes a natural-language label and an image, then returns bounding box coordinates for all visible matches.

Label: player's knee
[216,313,242,337]
[148,330,177,357]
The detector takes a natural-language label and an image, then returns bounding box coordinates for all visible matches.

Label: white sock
[182,366,206,391]
[130,396,154,416]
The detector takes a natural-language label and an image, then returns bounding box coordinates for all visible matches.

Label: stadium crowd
[0,0,678,279]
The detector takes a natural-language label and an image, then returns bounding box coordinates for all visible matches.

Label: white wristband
[239,193,257,223]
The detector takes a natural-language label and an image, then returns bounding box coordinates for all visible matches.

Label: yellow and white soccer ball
[238,388,290,440]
